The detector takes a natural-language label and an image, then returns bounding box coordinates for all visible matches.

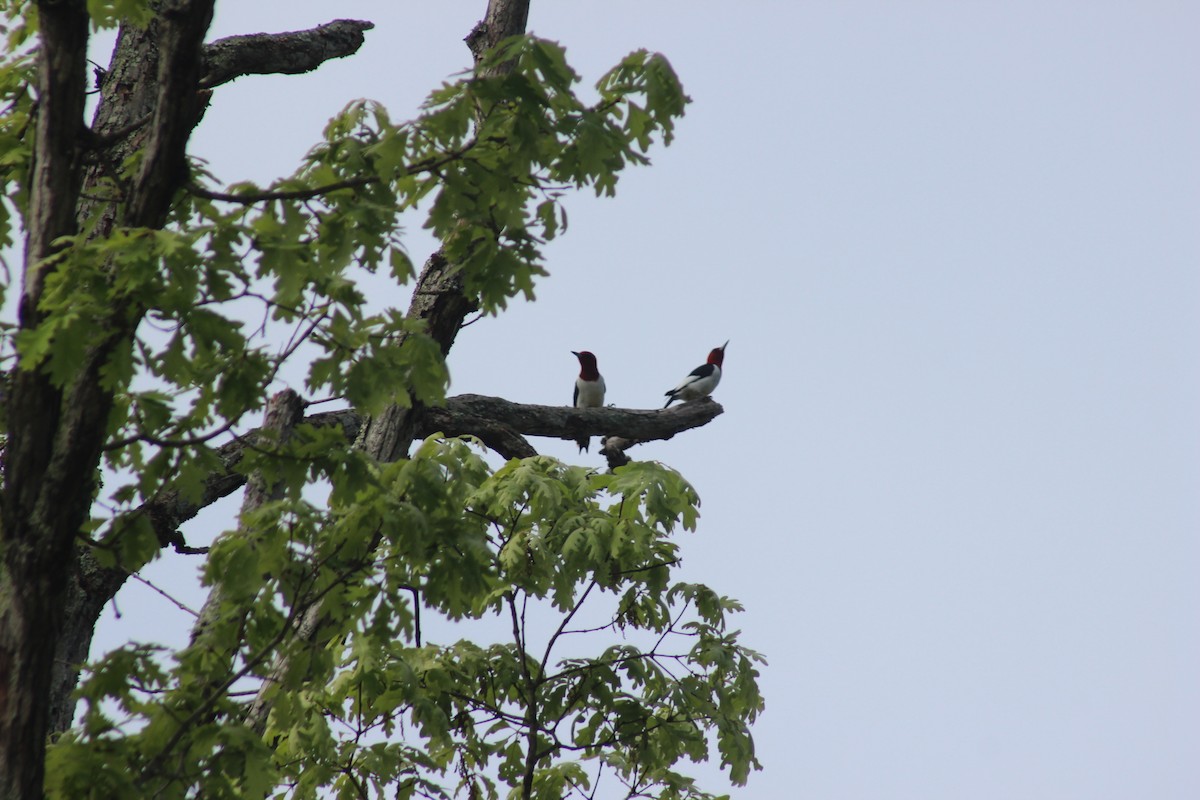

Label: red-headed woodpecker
[663,341,728,408]
[571,350,605,452]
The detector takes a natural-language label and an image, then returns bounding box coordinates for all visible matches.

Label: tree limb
[423,405,537,460]
[45,403,358,734]
[185,176,376,204]
[433,394,722,445]
[200,19,375,89]
[127,395,719,553]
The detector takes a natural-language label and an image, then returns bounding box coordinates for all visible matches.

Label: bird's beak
[721,340,730,350]
[570,351,580,357]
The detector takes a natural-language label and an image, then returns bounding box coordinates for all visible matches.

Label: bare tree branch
[186,176,376,204]
[434,394,723,445]
[200,19,375,89]
[424,405,537,460]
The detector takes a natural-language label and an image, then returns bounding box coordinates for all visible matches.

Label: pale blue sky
[91,2,1200,798]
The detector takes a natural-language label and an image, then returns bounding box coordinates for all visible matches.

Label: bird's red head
[707,340,729,367]
[572,350,600,380]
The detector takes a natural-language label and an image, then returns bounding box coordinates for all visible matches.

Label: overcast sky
[90,2,1200,798]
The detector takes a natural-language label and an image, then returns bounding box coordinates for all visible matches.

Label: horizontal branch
[135,394,721,548]
[200,19,375,89]
[185,176,375,204]
[187,142,476,205]
[423,405,536,460]
[432,393,723,445]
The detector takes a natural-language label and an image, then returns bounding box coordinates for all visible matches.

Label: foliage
[48,447,763,799]
[0,7,763,798]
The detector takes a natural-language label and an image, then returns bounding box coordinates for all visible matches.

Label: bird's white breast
[575,376,606,407]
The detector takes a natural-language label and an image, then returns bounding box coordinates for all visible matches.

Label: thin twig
[129,572,200,617]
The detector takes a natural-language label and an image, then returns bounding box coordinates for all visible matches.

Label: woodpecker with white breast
[663,341,728,408]
[571,350,605,451]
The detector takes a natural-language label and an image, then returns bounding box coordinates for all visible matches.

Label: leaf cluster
[50,442,763,799]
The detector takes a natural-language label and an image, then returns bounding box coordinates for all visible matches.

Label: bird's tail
[663,392,677,409]
[575,436,589,452]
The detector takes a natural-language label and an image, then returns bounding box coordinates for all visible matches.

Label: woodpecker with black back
[663,340,728,408]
